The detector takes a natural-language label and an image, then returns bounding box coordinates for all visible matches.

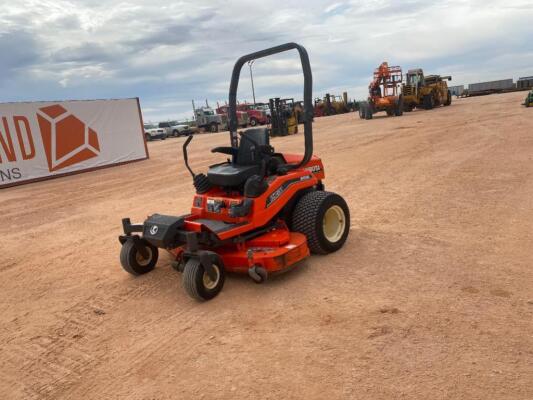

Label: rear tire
[250,117,258,126]
[444,90,452,106]
[120,240,158,276]
[292,191,350,254]
[182,258,225,301]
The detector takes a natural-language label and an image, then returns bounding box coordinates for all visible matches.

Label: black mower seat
[207,163,261,187]
[207,128,269,187]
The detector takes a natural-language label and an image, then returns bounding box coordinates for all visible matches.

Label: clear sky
[1,0,532,122]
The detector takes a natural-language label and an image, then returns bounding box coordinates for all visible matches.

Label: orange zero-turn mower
[118,43,350,301]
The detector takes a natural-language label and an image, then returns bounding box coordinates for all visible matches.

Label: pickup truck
[216,105,249,128]
[143,123,166,141]
[158,121,192,137]
[237,103,269,126]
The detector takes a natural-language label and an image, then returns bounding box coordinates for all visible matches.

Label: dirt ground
[1,91,533,399]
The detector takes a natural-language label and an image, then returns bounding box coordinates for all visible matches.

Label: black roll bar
[228,42,313,169]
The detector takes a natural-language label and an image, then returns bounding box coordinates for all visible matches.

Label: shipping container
[468,79,514,93]
[448,85,464,96]
[517,76,533,90]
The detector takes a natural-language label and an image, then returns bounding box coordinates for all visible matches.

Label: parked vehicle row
[143,120,196,141]
[192,100,271,133]
[145,101,275,143]
[158,121,193,137]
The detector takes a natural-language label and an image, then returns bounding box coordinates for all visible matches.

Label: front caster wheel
[120,240,158,275]
[248,265,268,283]
[182,259,225,301]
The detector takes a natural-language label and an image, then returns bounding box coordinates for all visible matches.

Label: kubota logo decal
[36,104,100,172]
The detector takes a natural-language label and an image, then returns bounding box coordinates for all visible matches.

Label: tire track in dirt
[2,267,194,399]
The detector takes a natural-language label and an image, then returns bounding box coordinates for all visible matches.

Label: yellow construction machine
[402,69,452,111]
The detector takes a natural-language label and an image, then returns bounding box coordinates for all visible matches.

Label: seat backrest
[237,128,269,165]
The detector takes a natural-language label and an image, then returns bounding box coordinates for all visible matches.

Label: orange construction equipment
[359,62,403,120]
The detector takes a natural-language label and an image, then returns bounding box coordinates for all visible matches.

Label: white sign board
[0,98,148,188]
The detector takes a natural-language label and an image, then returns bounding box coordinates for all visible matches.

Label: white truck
[158,121,193,137]
[193,107,226,133]
[143,123,166,141]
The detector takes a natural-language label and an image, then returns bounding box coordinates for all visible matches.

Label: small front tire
[182,258,225,301]
[120,240,158,276]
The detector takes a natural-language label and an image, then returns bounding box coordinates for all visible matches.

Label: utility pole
[248,60,256,105]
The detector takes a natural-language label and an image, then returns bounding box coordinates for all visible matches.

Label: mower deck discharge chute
[118,43,350,301]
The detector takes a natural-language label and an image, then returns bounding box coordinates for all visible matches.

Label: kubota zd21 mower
[118,43,350,301]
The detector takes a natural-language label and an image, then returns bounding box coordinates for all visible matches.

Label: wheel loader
[402,69,452,111]
[329,93,350,114]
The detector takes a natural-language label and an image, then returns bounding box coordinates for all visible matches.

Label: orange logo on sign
[36,105,100,172]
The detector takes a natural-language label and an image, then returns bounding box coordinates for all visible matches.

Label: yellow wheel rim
[203,265,220,290]
[323,205,346,243]
[135,247,152,266]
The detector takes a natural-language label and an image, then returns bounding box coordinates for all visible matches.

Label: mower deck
[171,228,309,274]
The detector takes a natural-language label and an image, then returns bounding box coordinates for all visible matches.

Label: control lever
[182,135,195,178]
[182,135,211,194]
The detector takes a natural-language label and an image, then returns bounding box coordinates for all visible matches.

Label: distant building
[448,85,464,96]
[517,76,533,90]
